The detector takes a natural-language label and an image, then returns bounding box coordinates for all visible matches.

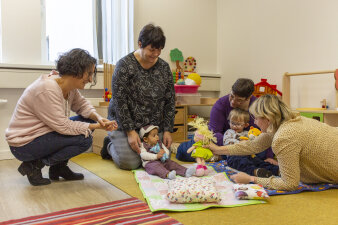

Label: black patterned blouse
[108,52,175,133]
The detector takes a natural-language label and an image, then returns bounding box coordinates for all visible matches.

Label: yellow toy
[248,126,261,140]
[185,73,202,86]
[187,117,216,177]
[247,126,262,159]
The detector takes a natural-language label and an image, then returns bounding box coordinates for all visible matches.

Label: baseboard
[0,148,14,160]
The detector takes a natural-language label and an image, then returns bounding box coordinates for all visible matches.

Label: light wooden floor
[0,159,130,222]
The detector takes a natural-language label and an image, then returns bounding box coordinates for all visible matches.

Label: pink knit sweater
[6,74,96,147]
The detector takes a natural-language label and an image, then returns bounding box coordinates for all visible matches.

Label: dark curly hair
[138,24,166,49]
[56,48,97,86]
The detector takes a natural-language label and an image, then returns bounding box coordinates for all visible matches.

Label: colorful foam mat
[207,160,338,195]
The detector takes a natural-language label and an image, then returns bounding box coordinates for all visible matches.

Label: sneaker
[255,168,273,178]
[101,136,112,160]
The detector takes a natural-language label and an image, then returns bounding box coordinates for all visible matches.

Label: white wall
[134,0,218,75]
[217,0,338,109]
[1,0,42,64]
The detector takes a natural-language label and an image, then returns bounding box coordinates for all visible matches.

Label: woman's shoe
[100,136,112,160]
[18,160,51,186]
[49,162,84,181]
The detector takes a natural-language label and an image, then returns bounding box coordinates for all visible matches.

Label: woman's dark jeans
[10,115,95,166]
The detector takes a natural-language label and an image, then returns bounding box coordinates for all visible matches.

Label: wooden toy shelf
[282,70,338,127]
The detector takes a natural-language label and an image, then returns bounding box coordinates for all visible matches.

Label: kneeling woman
[208,94,338,191]
[6,48,117,186]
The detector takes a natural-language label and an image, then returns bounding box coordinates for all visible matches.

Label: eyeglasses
[229,121,245,127]
[229,92,248,104]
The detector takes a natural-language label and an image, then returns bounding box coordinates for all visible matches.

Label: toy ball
[176,79,185,85]
[187,73,201,86]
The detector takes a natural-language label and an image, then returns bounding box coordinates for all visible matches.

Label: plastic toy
[170,48,184,73]
[176,79,185,85]
[247,126,262,159]
[187,117,217,177]
[103,88,112,102]
[253,79,282,98]
[320,99,328,109]
[184,56,197,72]
[248,126,261,140]
[185,73,201,86]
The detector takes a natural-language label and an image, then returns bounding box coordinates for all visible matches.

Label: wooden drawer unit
[171,125,186,142]
[174,107,185,124]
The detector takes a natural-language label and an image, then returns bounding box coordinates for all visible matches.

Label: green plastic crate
[299,112,323,122]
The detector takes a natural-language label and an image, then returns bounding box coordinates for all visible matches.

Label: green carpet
[72,153,338,225]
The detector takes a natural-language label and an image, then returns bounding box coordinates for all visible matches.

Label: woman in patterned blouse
[104,24,176,170]
[208,94,338,191]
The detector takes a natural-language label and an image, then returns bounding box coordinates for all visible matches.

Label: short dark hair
[56,48,97,85]
[231,78,255,98]
[138,24,166,49]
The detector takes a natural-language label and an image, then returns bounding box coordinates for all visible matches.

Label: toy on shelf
[184,56,197,72]
[103,88,112,102]
[187,117,217,177]
[185,73,201,85]
[320,99,328,109]
[253,79,282,98]
[174,73,201,94]
[170,48,184,74]
[172,70,185,83]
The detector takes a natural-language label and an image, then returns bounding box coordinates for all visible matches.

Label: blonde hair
[249,94,298,132]
[188,117,216,144]
[228,108,250,123]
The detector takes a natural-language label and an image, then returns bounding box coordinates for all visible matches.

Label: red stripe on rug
[0,197,182,225]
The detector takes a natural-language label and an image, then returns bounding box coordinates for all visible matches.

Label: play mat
[133,165,266,212]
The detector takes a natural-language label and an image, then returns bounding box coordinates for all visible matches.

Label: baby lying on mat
[139,125,196,179]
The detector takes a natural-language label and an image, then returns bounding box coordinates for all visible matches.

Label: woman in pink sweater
[6,48,117,186]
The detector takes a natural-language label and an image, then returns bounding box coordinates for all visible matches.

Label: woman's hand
[162,131,172,149]
[264,158,278,166]
[126,130,141,154]
[204,142,219,152]
[230,172,254,184]
[98,118,118,131]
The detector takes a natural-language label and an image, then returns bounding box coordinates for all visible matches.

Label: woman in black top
[103,24,175,170]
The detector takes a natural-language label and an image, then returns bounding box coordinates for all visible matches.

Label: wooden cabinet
[171,103,216,143]
[171,106,187,142]
[92,106,108,155]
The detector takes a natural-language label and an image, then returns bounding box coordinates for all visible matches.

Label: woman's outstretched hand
[230,172,254,184]
[204,142,218,152]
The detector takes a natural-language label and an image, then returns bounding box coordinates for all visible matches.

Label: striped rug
[0,197,182,225]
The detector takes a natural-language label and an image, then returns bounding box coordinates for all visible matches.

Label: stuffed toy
[248,126,261,140]
[187,117,217,177]
[247,126,262,159]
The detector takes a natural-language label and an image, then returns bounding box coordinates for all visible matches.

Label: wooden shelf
[297,109,338,114]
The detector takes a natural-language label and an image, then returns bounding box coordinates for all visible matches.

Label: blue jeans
[10,115,95,166]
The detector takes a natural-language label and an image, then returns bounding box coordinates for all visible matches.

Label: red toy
[103,88,112,102]
[253,79,282,98]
